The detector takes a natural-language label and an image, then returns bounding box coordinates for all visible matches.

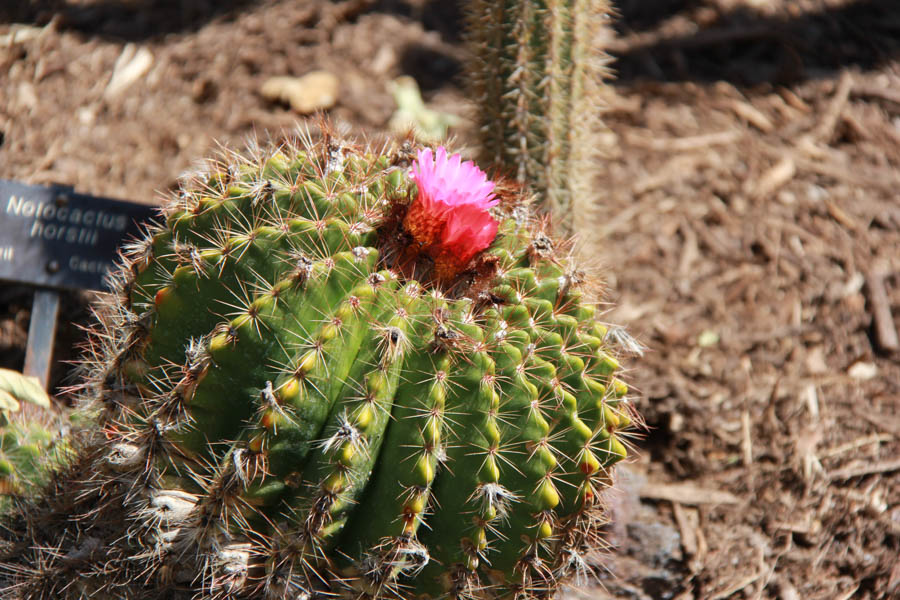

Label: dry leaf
[0,368,50,411]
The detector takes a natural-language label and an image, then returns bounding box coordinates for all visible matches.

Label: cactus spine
[464,0,614,235]
[0,131,635,599]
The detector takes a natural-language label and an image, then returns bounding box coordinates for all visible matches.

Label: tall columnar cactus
[463,0,614,235]
[0,131,636,599]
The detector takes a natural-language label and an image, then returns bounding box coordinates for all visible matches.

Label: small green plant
[0,369,67,510]
[1,131,635,599]
[463,0,615,235]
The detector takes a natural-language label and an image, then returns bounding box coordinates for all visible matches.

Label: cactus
[0,130,635,599]
[0,414,67,510]
[463,0,615,235]
[0,369,69,510]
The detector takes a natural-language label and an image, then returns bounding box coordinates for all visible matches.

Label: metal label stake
[22,289,61,388]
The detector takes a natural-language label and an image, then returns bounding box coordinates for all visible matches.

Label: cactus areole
[3,132,635,599]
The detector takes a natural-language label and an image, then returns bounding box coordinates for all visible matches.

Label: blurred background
[1,1,898,598]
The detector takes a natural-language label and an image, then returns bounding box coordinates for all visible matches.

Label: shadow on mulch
[2,0,466,42]
[0,0,261,40]
[613,0,900,86]
[2,0,468,91]
[614,0,701,32]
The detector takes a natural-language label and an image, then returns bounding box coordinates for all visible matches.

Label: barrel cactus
[0,130,636,599]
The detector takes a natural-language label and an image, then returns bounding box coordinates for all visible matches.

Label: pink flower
[404,147,498,276]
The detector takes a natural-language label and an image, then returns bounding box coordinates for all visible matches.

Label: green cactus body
[0,416,65,510]
[464,0,614,235]
[1,133,635,599]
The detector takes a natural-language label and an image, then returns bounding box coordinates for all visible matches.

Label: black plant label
[0,179,158,291]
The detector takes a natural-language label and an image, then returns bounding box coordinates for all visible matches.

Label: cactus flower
[404,147,498,277]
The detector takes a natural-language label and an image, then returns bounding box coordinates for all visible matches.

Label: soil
[2,1,899,598]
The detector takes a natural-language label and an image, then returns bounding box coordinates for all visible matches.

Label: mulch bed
[2,1,898,598]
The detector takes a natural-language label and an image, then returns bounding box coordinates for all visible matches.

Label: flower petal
[404,146,499,275]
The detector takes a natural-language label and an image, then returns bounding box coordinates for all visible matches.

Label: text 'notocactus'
[1,131,636,600]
